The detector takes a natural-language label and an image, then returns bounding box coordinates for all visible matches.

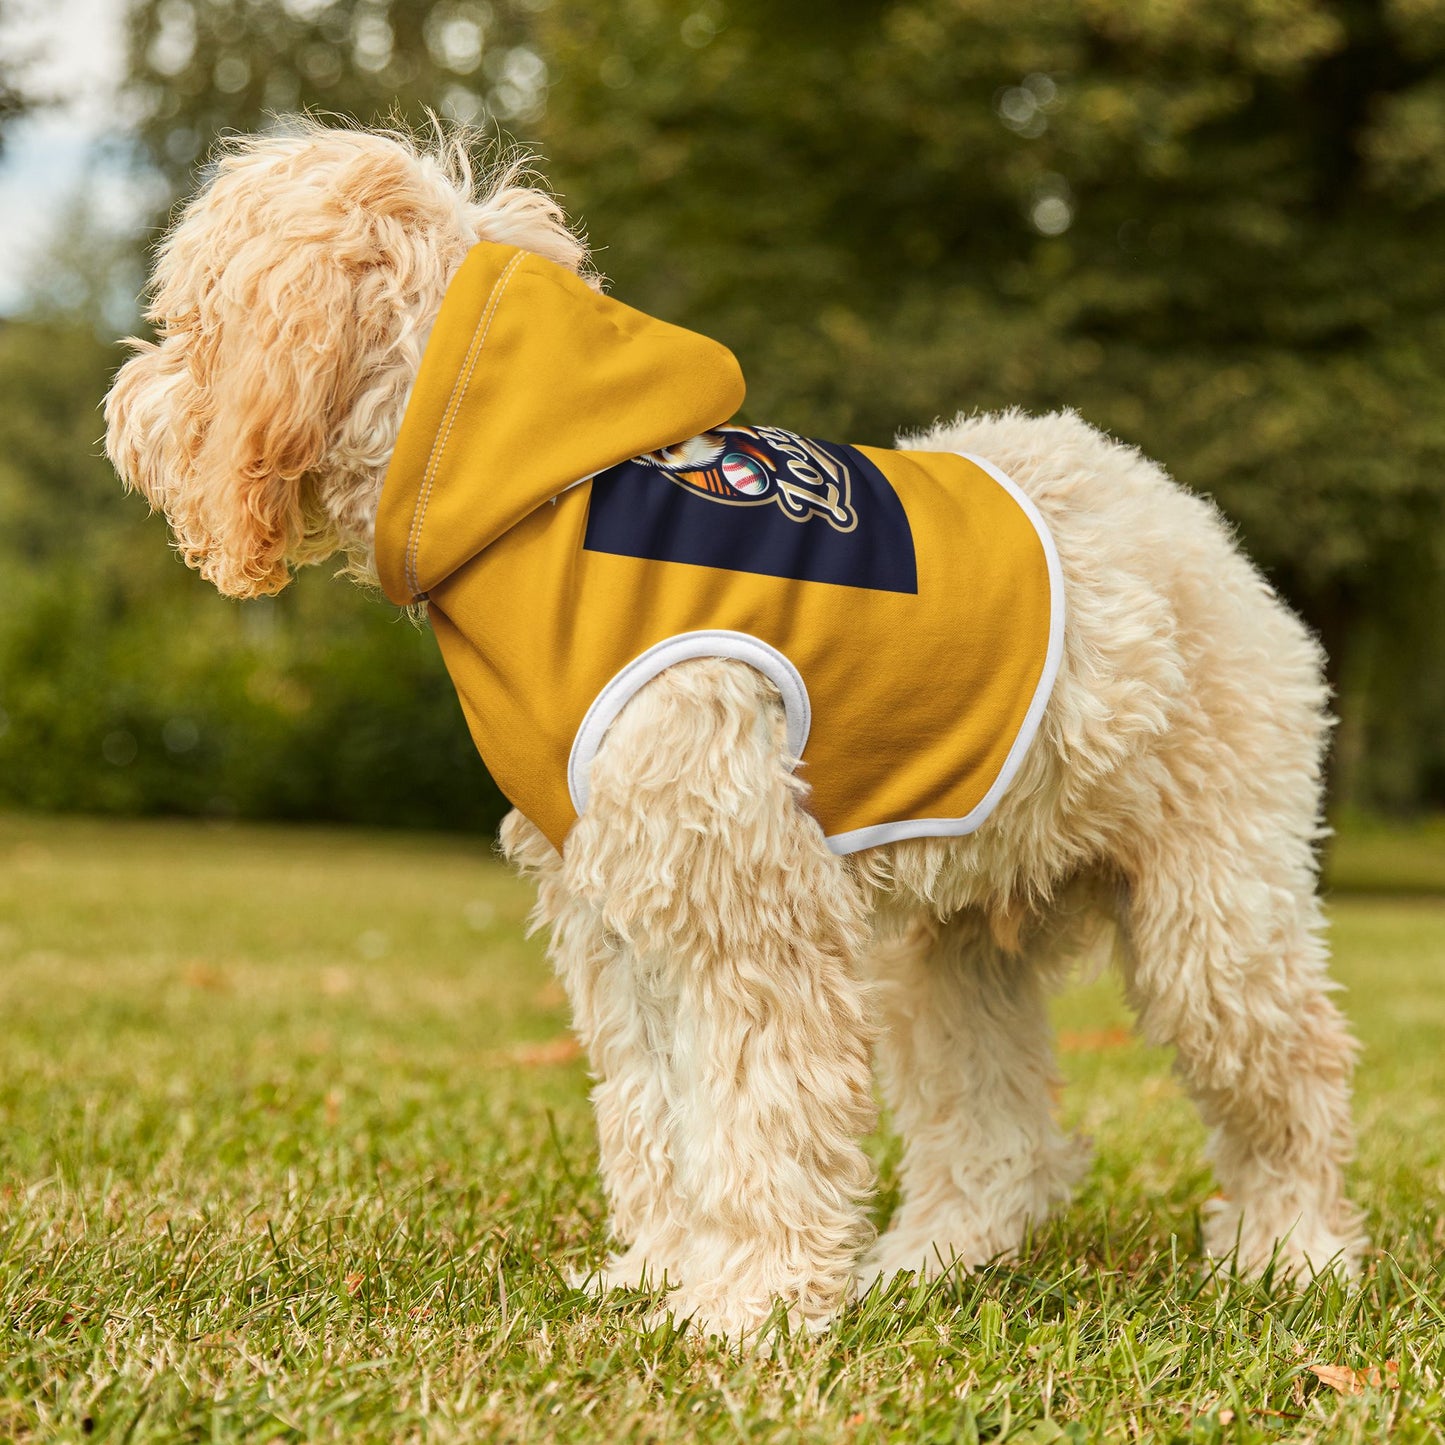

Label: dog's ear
[105,132,442,599]
[184,240,355,598]
[104,127,592,598]
[106,237,356,599]
[106,332,197,536]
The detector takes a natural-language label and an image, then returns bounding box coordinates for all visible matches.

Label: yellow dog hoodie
[374,243,1063,854]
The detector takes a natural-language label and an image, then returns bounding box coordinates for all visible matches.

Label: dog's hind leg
[1104,587,1365,1280]
[1119,829,1364,1279]
[1107,560,1364,1278]
[564,658,878,1342]
[860,909,1089,1288]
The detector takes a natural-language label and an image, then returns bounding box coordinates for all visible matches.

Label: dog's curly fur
[105,122,1365,1342]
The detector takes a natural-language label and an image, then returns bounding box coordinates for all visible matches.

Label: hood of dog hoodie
[374,241,1064,855]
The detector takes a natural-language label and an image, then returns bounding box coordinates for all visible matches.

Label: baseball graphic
[720,453,770,496]
[628,425,858,530]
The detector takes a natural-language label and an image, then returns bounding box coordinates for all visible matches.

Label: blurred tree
[536,0,1445,808]
[33,0,1441,818]
[0,314,508,829]
[124,0,549,192]
[0,315,127,571]
[0,0,555,831]
[0,0,38,152]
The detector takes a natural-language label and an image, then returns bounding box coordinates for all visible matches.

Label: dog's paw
[1202,1196,1367,1282]
[570,1245,674,1296]
[860,1199,1055,1290]
[856,1233,996,1296]
[860,1133,1092,1295]
[645,1287,836,1350]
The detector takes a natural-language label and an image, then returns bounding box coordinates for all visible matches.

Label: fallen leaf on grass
[498,1037,584,1068]
[1057,1027,1133,1052]
[9,843,54,871]
[1309,1362,1399,1395]
[344,1273,365,1296]
[181,961,229,992]
[320,967,353,997]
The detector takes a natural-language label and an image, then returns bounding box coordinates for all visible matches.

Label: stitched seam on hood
[404,249,527,599]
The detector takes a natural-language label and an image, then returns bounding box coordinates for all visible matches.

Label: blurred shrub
[0,316,507,834]
[4,0,1444,824]
[0,568,505,831]
[539,0,1445,813]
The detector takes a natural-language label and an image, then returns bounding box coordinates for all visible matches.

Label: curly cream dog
[105,124,1364,1341]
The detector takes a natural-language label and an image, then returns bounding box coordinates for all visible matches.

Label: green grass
[2,813,1443,1443]
[1325,813,1445,896]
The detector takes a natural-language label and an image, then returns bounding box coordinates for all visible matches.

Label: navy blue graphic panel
[582,425,917,594]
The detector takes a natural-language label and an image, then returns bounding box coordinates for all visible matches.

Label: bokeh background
[2,0,1443,834]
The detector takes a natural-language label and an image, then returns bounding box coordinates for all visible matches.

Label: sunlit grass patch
[2,813,1442,1442]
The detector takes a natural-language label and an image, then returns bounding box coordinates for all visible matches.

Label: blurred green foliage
[0,318,505,829]
[0,1,34,152]
[538,0,1445,808]
[2,0,1443,827]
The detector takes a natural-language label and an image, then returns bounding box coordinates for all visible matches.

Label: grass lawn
[2,812,1443,1443]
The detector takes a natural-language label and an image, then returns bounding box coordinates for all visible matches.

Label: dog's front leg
[565,658,878,1343]
[501,808,687,1290]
